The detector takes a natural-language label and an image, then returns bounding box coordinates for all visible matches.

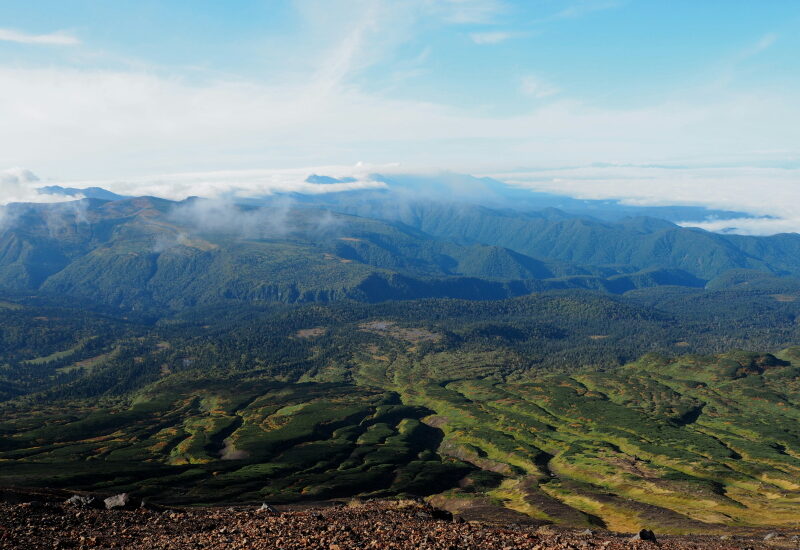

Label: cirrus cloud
[470,31,514,44]
[0,28,79,45]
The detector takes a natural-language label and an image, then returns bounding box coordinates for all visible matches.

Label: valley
[2,286,800,532]
[2,191,800,533]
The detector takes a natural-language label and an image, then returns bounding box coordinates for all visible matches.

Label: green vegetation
[3,195,800,532]
[1,290,800,532]
[3,197,800,313]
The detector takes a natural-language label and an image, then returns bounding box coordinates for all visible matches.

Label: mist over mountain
[5,1,800,540]
[5,174,799,534]
[0,176,797,315]
[37,185,128,201]
[26,170,757,222]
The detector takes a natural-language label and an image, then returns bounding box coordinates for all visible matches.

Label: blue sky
[4,1,798,112]
[0,0,799,232]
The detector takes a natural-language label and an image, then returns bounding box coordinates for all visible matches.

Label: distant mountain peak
[305,174,358,184]
[37,185,127,201]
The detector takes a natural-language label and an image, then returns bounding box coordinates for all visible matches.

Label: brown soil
[359,321,441,343]
[295,327,327,339]
[0,491,790,550]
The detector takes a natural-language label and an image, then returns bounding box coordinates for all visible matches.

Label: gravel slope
[0,497,793,550]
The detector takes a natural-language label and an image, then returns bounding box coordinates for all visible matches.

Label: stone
[630,529,657,542]
[429,507,453,521]
[258,503,280,514]
[65,495,95,508]
[104,493,131,510]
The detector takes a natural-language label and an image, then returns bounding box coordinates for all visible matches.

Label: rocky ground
[0,490,796,549]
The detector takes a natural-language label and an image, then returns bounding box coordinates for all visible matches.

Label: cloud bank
[492,164,800,235]
[0,164,391,205]
[0,1,797,236]
[2,162,798,235]
[65,165,389,201]
[1,64,797,180]
[0,167,83,204]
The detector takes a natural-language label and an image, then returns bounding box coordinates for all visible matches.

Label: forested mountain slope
[1,196,798,313]
[3,289,800,532]
[329,201,800,280]
[3,189,800,532]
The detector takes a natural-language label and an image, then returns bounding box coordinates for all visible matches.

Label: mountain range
[3,173,800,533]
[0,174,797,314]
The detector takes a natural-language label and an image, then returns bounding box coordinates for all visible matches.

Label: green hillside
[337,201,800,280]
[1,197,799,313]
[3,194,800,532]
[2,287,800,531]
[3,323,800,532]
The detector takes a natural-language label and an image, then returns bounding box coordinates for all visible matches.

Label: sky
[0,0,799,233]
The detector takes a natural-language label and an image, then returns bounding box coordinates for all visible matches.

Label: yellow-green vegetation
[4,345,800,533]
[22,343,86,365]
[3,287,800,533]
[346,345,800,533]
[0,377,471,506]
[6,178,800,535]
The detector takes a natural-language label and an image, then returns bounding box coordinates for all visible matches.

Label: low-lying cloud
[0,167,83,205]
[492,164,800,235]
[168,198,296,240]
[0,164,389,205]
[678,217,799,236]
[165,196,345,245]
[81,165,388,201]
[2,162,799,236]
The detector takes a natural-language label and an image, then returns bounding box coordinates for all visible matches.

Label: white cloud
[0,167,80,205]
[549,1,622,21]
[6,161,800,235]
[470,31,513,44]
[3,164,391,203]
[0,28,79,46]
[434,0,508,23]
[0,0,797,235]
[520,75,559,98]
[679,216,800,236]
[490,164,800,235]
[0,62,798,180]
[745,32,778,58]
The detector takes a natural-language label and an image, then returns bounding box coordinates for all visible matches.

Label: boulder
[258,503,280,514]
[428,507,453,521]
[65,495,96,508]
[630,529,657,542]
[104,493,132,510]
